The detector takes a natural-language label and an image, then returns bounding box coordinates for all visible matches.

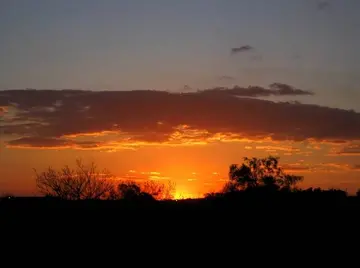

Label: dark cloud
[268,83,313,96]
[352,165,360,171]
[7,137,101,149]
[231,45,253,54]
[8,137,72,148]
[1,84,360,149]
[317,1,330,11]
[282,163,358,173]
[202,83,313,97]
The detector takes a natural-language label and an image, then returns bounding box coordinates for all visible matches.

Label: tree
[35,159,114,200]
[117,181,144,200]
[116,180,176,201]
[225,156,303,192]
[141,180,176,200]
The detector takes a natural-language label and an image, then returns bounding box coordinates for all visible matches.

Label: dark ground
[1,193,359,260]
[2,191,360,225]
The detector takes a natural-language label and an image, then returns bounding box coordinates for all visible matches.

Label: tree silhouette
[116,180,176,201]
[224,156,303,192]
[35,159,114,200]
[117,181,143,200]
[141,180,175,200]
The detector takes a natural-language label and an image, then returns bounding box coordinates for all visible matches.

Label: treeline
[2,156,360,202]
[34,159,175,201]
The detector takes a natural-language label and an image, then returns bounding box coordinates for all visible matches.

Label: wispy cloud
[7,137,101,150]
[331,144,360,156]
[255,145,300,153]
[202,83,313,97]
[282,162,360,173]
[231,45,253,54]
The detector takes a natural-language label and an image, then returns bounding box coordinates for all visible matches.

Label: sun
[173,191,197,200]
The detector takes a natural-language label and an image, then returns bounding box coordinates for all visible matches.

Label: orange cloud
[62,130,120,138]
[329,143,360,156]
[0,106,8,115]
[255,145,300,152]
[282,162,360,173]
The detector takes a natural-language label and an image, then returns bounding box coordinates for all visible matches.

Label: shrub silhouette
[117,181,153,201]
[224,156,303,193]
[35,160,176,201]
[116,180,175,201]
[35,159,114,200]
[141,180,176,200]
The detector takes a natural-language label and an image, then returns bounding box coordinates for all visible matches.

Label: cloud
[8,137,72,149]
[1,85,360,150]
[333,144,360,156]
[0,106,7,116]
[115,170,171,182]
[281,163,312,173]
[352,165,360,171]
[255,145,300,153]
[202,83,313,97]
[317,1,330,11]
[7,137,101,150]
[231,45,253,54]
[268,83,313,96]
[282,162,359,173]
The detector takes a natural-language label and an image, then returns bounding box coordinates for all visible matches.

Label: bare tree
[35,159,114,200]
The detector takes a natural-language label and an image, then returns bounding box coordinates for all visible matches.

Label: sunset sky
[1,0,360,197]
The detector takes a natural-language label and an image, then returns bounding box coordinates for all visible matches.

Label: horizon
[1,0,360,197]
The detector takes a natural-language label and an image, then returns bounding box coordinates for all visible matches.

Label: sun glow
[173,191,198,200]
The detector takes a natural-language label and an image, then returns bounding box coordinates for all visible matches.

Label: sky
[1,0,360,197]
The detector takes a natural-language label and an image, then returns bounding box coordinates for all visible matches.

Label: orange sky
[1,89,360,197]
[1,132,360,197]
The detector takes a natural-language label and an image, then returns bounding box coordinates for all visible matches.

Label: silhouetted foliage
[224,156,303,193]
[118,181,141,198]
[28,155,360,219]
[35,159,114,200]
[115,180,175,201]
[34,159,177,201]
[141,180,175,200]
[116,180,154,201]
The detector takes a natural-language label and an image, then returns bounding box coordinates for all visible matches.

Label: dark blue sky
[1,0,360,110]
